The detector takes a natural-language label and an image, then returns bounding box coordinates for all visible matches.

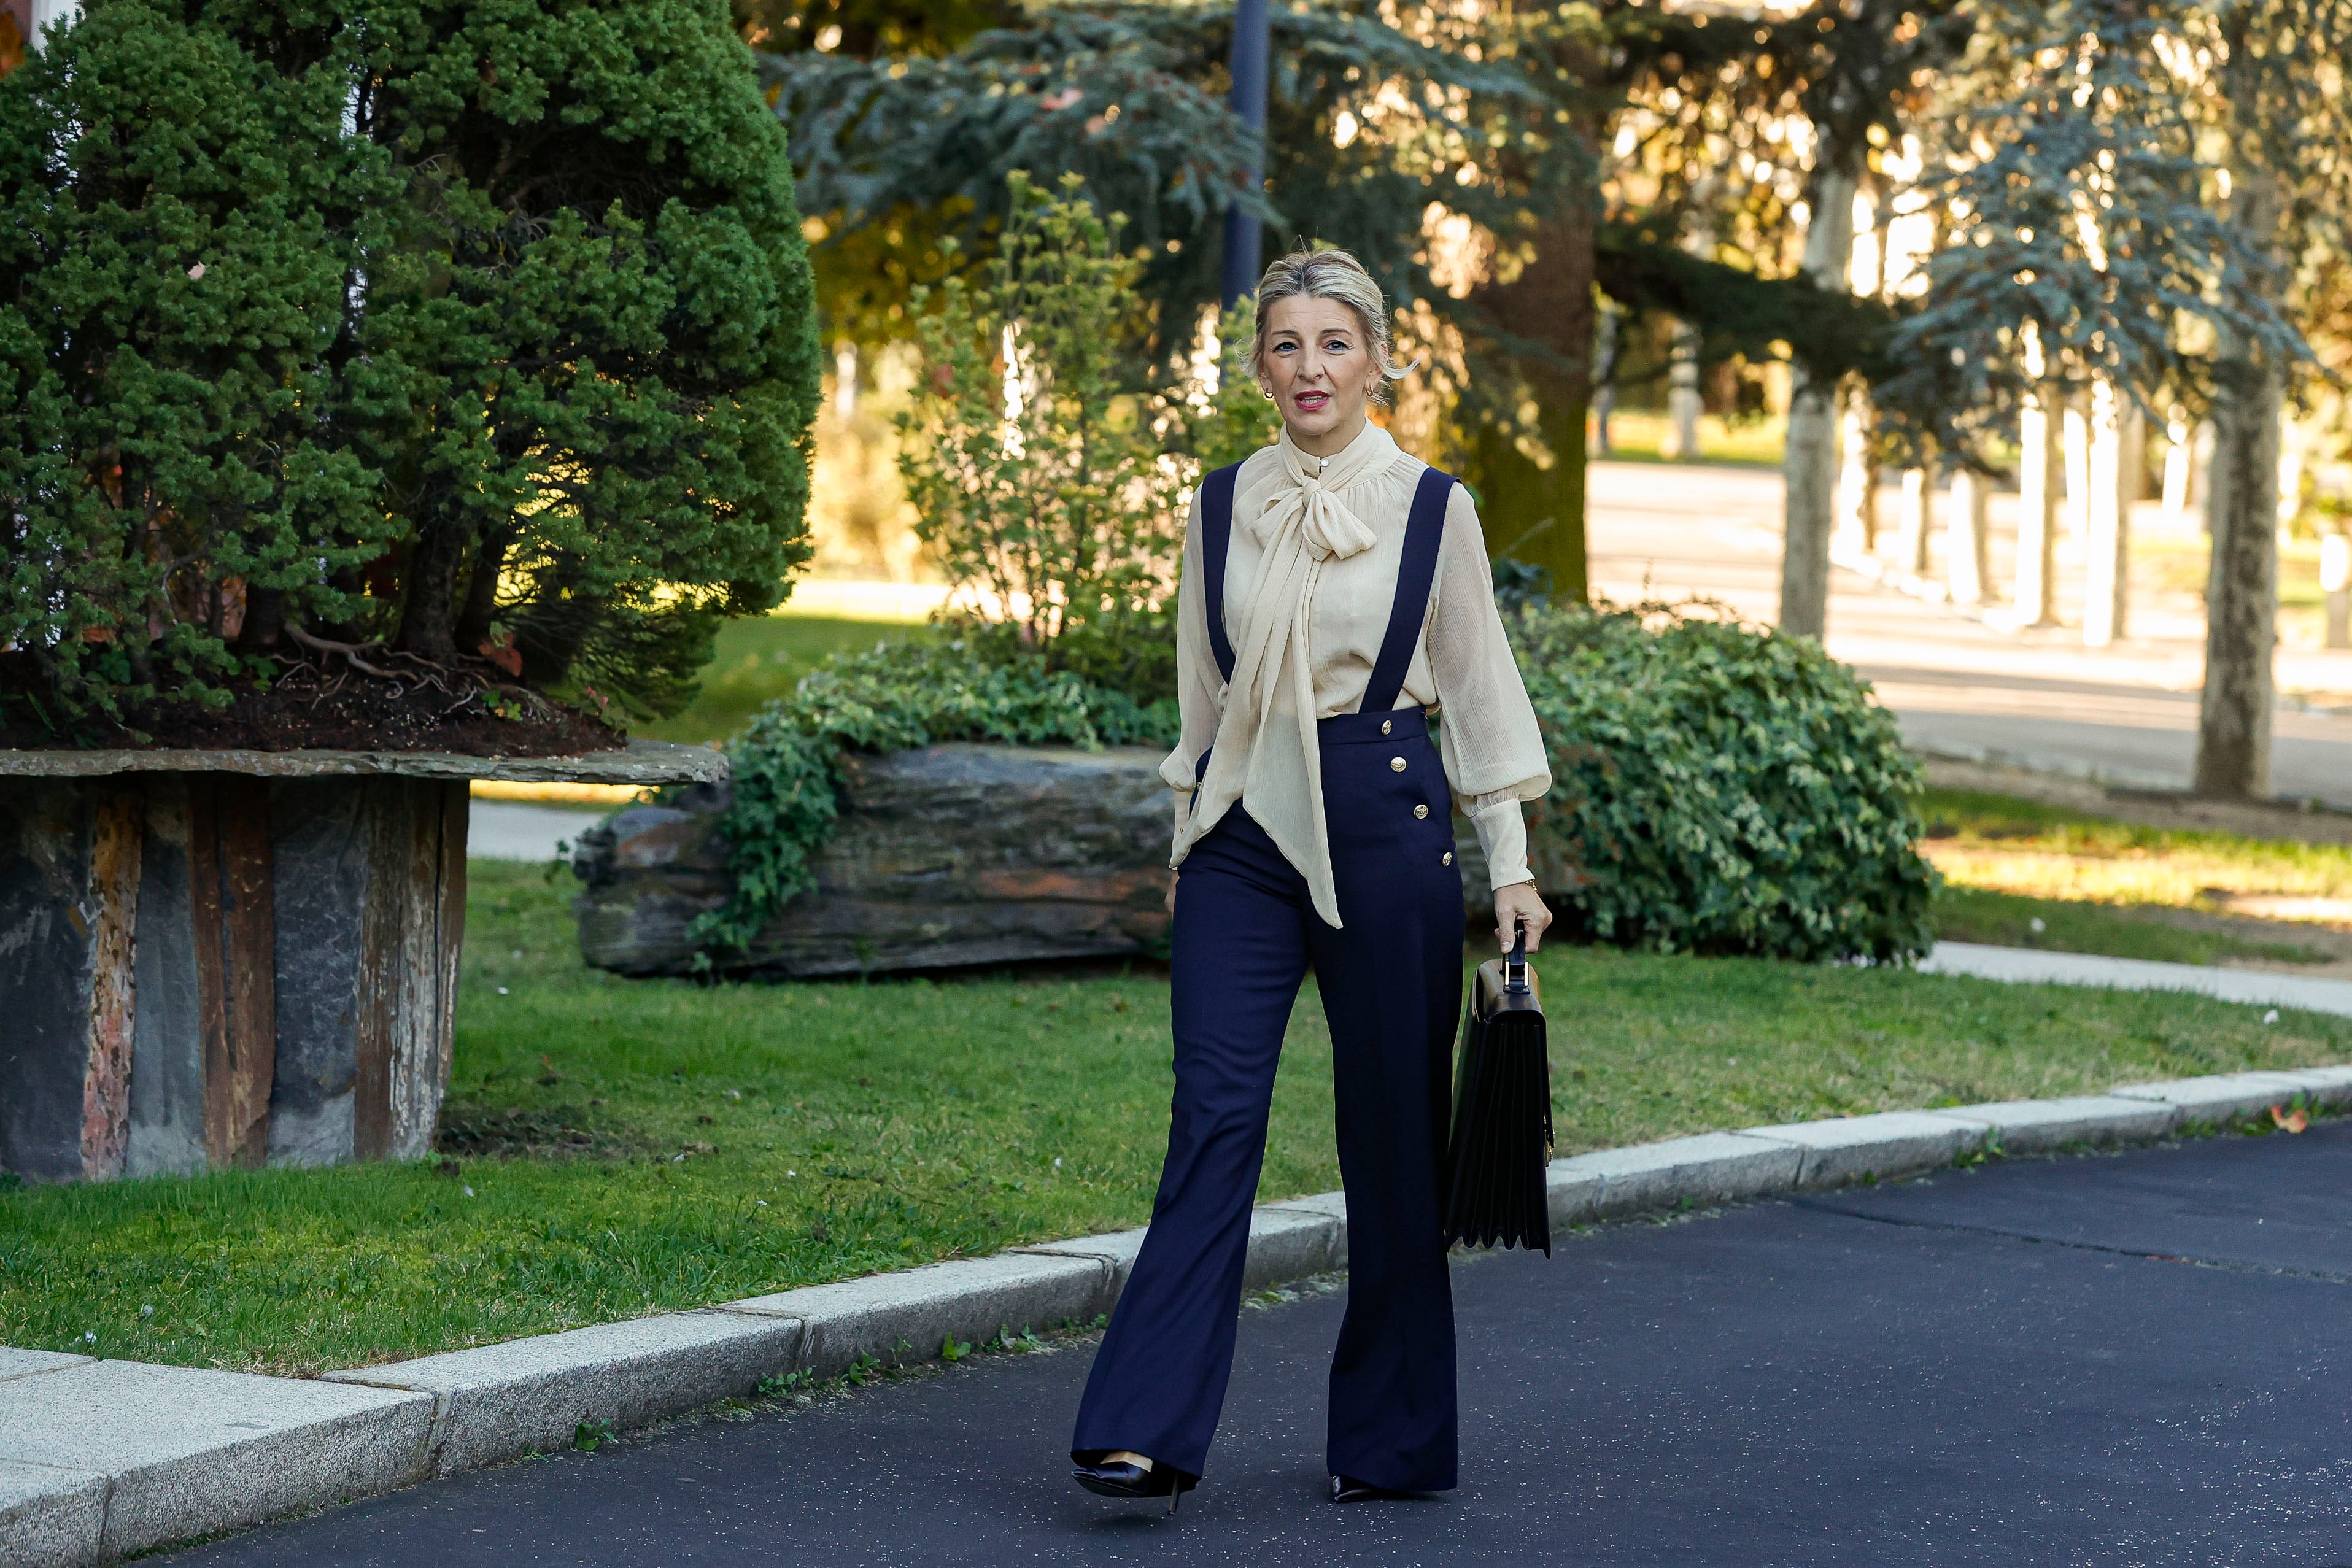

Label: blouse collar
[1274,418,1401,495]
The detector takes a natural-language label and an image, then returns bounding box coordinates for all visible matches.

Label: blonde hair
[1248,247,1414,400]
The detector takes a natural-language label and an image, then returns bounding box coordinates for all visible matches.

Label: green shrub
[695,601,1932,967]
[694,640,1178,954]
[896,172,1275,701]
[899,172,1182,673]
[0,0,819,727]
[1512,602,1938,964]
[685,169,1280,960]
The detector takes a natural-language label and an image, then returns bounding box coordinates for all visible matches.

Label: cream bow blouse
[1163,422,1551,927]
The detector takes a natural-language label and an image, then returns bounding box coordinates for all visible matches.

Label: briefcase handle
[1504,919,1530,995]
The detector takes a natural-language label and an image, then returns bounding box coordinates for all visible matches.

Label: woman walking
[1069,248,1553,1508]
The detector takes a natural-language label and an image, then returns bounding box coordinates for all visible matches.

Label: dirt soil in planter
[0,652,623,756]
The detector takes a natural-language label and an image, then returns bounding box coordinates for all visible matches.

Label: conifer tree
[0,0,822,731]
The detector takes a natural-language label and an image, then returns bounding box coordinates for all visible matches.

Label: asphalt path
[168,1124,2352,1567]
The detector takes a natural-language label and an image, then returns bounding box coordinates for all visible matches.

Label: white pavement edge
[9,1066,2352,1567]
[1924,941,2352,1019]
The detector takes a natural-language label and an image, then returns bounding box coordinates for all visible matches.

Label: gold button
[1381,719,1392,735]
[1390,757,1406,773]
[1442,852,1453,866]
[1414,805,1429,819]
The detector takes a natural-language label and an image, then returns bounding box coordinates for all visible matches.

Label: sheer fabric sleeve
[1427,484,1552,890]
[1161,484,1224,856]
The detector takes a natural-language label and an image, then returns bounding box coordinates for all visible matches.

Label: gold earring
[1261,388,1275,401]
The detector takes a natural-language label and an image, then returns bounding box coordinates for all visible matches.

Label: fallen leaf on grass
[2270,1104,2309,1134]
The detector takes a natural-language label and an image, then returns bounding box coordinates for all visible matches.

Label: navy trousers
[1070,707,1464,1491]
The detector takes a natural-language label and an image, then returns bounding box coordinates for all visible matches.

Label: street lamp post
[1219,0,1270,307]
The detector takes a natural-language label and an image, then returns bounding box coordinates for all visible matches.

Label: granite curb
[10,1064,2350,1566]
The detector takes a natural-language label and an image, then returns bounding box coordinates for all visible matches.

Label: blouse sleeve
[1161,485,1224,852]
[1426,484,1552,890]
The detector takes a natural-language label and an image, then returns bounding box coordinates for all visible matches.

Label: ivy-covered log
[574,744,1181,978]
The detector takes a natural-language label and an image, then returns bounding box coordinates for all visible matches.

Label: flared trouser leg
[1070,792,1462,1490]
[1069,813,1311,1477]
[1311,814,1463,1491]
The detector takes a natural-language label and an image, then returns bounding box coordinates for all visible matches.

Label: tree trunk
[396,524,469,664]
[1860,445,1883,555]
[1471,401,1588,603]
[2161,410,2194,522]
[454,528,511,656]
[2062,396,2091,550]
[2083,377,2135,648]
[1666,198,1716,463]
[1895,468,1930,574]
[1592,303,1620,456]
[1835,387,1877,552]
[1665,320,1703,460]
[1778,161,1857,640]
[1946,466,1990,605]
[2014,376,2062,628]
[2195,368,2279,797]
[2194,172,2283,801]
[234,585,286,653]
[1471,205,1595,603]
[2324,533,2350,651]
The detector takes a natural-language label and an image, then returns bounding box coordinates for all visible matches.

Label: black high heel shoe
[1331,1474,1412,1504]
[1072,1455,1197,1514]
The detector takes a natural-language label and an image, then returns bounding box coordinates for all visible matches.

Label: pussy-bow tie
[1248,461,1379,561]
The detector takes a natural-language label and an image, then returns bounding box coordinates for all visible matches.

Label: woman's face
[1258,295,1381,454]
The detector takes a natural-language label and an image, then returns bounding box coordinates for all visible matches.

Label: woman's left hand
[1494,882,1551,952]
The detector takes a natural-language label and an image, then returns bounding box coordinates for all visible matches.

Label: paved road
[1584,462,2352,808]
[468,800,606,862]
[169,1124,2352,1567]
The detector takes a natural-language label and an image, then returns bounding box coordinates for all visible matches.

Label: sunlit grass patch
[1919,787,2352,912]
[1932,886,2341,968]
[633,611,938,746]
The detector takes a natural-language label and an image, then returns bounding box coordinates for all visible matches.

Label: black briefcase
[1442,924,1553,1255]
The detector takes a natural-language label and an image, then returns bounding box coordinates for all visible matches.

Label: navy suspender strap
[1199,463,1242,686]
[1360,466,1456,716]
[1191,463,1244,800]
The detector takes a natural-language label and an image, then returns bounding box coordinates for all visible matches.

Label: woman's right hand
[1165,871,1179,914]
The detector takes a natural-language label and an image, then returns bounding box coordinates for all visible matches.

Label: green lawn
[9,859,2348,1377]
[1917,786,2352,890]
[1918,786,2352,967]
[632,612,935,746]
[1930,884,2340,967]
[1593,411,1785,468]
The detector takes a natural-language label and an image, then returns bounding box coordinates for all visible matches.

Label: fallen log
[571,741,1518,979]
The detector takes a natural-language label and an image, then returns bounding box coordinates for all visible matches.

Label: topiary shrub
[0,0,819,741]
[1511,601,1938,964]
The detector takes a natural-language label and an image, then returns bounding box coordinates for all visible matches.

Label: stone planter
[0,740,723,1184]
[572,741,1506,980]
